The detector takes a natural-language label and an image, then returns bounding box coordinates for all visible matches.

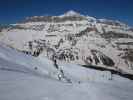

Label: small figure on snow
[54,59,59,69]
[53,58,72,83]
[34,67,38,70]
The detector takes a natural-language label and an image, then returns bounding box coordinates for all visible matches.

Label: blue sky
[0,0,133,26]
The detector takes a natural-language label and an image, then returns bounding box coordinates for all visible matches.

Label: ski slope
[0,44,133,100]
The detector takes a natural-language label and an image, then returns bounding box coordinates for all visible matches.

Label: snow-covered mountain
[0,41,133,100]
[0,10,133,75]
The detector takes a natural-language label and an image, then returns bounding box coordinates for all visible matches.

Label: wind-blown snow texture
[0,43,133,100]
[0,10,133,75]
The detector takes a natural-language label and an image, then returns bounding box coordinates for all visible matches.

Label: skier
[54,59,59,69]
[53,57,72,83]
[52,58,62,80]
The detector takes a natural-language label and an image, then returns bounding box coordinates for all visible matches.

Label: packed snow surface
[0,44,133,100]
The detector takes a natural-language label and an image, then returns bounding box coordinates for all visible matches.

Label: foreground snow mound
[0,66,133,100]
[0,44,133,100]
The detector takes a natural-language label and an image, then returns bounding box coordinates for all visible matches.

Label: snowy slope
[0,44,133,100]
[0,10,133,75]
[1,69,133,100]
[0,43,113,82]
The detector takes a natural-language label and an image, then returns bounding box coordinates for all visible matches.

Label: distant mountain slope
[0,10,133,74]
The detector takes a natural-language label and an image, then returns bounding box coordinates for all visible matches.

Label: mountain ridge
[21,10,128,28]
[0,10,133,75]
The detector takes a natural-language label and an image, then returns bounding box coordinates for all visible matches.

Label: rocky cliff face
[0,10,133,74]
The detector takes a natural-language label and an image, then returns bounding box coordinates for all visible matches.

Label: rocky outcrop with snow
[0,10,133,74]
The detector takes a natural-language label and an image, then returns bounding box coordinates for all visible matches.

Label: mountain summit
[61,10,82,17]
